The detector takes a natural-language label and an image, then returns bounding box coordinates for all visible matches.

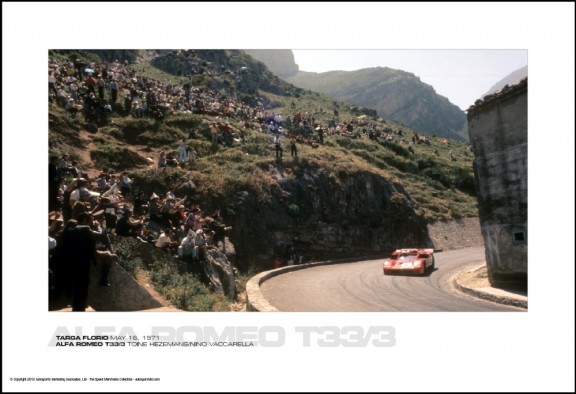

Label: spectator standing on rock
[290,136,298,158]
[85,75,96,95]
[108,79,119,103]
[210,122,219,146]
[120,171,133,198]
[97,75,106,100]
[187,148,196,166]
[207,212,232,254]
[274,134,283,159]
[123,94,132,115]
[178,138,187,163]
[158,151,166,168]
[317,127,324,144]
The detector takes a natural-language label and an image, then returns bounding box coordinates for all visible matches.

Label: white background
[3,2,575,392]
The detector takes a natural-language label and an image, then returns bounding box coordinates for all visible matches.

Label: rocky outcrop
[203,248,235,300]
[426,217,483,251]
[129,165,432,272]
[243,49,299,79]
[226,166,432,270]
[149,50,294,97]
[115,238,236,302]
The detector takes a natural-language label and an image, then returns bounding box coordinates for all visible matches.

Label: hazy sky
[292,49,527,111]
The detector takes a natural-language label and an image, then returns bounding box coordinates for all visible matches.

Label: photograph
[46,48,528,314]
[3,2,575,392]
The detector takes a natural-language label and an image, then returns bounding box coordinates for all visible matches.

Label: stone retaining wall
[426,217,483,251]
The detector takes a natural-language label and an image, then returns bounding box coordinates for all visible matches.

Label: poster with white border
[2,2,575,392]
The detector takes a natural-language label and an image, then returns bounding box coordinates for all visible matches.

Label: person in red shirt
[85,75,96,95]
[274,257,282,269]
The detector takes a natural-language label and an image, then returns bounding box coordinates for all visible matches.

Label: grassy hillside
[49,50,477,222]
[48,50,479,310]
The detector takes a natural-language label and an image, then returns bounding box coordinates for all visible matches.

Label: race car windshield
[399,254,417,259]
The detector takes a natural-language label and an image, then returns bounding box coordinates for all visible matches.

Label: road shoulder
[453,264,527,309]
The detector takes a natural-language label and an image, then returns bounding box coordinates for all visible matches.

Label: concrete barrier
[88,261,165,311]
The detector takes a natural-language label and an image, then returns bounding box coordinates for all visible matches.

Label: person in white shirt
[274,135,283,159]
[155,228,178,253]
[177,230,197,260]
[193,230,206,261]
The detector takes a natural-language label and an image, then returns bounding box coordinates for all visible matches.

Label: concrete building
[467,78,527,288]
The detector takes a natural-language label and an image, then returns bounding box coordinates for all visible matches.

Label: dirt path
[77,128,159,179]
[76,129,98,177]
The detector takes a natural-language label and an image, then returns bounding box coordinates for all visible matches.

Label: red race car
[383,248,435,275]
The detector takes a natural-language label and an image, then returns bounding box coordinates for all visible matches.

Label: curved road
[260,247,522,311]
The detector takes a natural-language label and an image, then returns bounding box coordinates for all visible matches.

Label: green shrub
[134,167,187,194]
[288,204,300,218]
[452,166,477,195]
[417,157,437,171]
[140,126,185,145]
[113,237,142,277]
[148,260,229,311]
[163,114,203,131]
[382,141,411,158]
[113,237,230,311]
[422,166,452,188]
[382,155,417,172]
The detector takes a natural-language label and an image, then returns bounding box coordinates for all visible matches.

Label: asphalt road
[260,247,522,311]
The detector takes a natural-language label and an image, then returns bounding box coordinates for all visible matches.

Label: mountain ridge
[288,67,468,141]
[483,65,528,98]
[244,50,468,140]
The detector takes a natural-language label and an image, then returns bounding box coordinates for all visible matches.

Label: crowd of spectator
[50,54,418,146]
[50,53,464,311]
[48,161,235,311]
